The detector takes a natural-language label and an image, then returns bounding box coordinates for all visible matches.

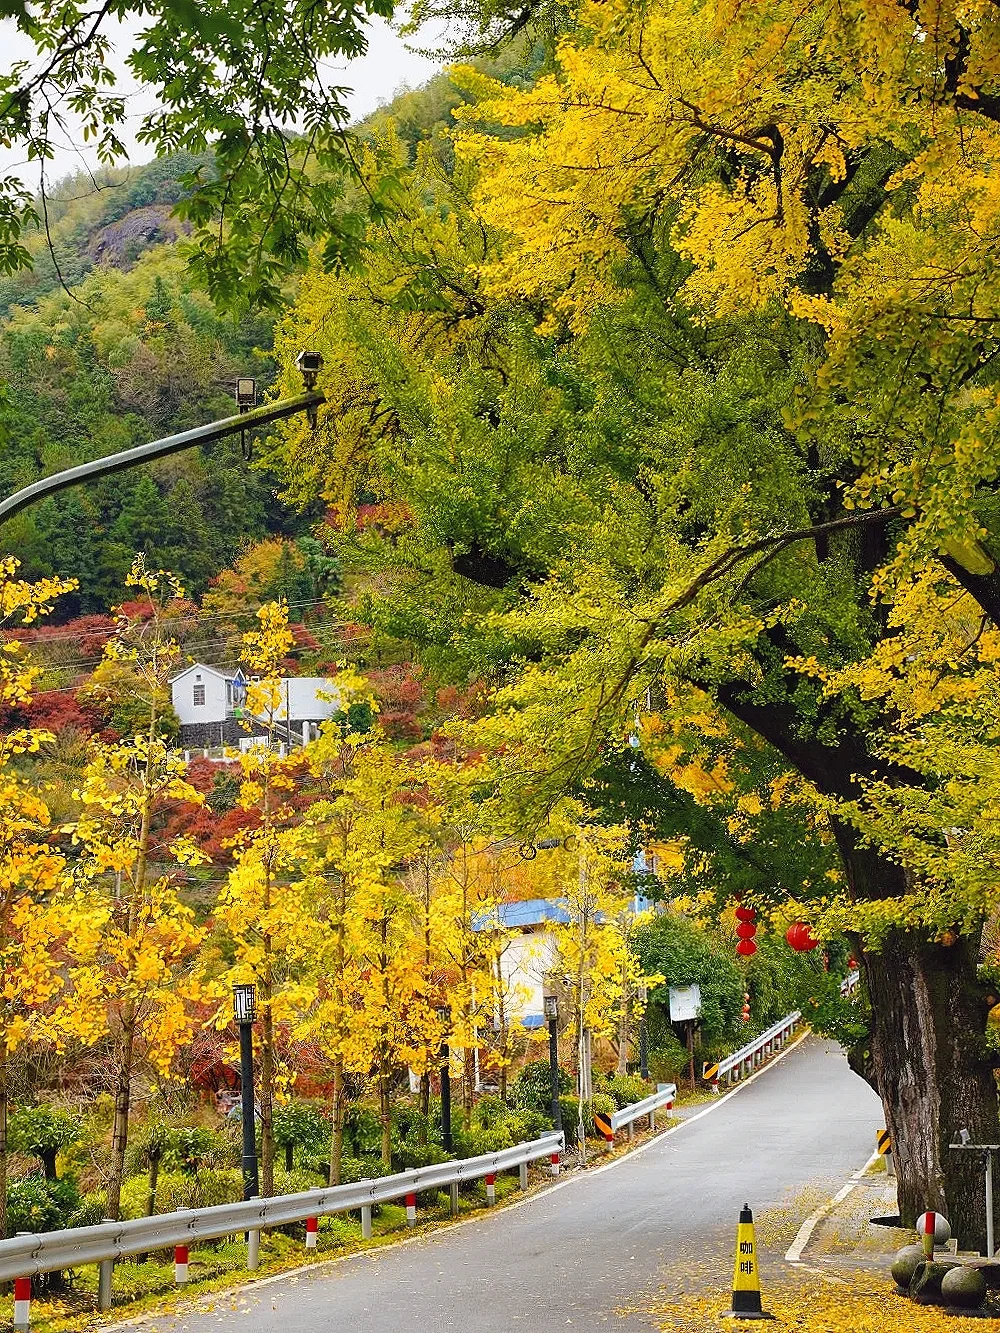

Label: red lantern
[735,906,756,923]
[736,921,757,940]
[736,939,757,957]
[848,956,858,970]
[785,921,818,952]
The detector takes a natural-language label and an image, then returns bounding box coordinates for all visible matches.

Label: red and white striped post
[305,1216,318,1249]
[174,1244,189,1285]
[550,1151,561,1176]
[485,1173,496,1205]
[405,1191,417,1228]
[13,1276,31,1331]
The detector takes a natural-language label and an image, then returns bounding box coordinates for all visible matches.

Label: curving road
[112,1036,881,1332]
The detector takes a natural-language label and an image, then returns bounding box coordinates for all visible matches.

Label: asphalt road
[117,1036,882,1332]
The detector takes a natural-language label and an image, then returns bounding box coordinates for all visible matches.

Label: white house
[170,663,340,750]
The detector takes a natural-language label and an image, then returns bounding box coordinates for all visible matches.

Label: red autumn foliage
[24,689,101,734]
[366,664,428,739]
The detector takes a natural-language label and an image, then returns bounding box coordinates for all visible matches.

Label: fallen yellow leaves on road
[653,1271,1000,1330]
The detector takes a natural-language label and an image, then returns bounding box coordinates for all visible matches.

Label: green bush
[273,1100,330,1168]
[591,1092,615,1117]
[512,1059,571,1114]
[337,1155,386,1184]
[119,1167,244,1218]
[606,1073,650,1108]
[649,1031,690,1083]
[343,1106,382,1158]
[392,1142,451,1171]
[8,1105,81,1179]
[70,1189,109,1229]
[274,1167,322,1195]
[7,1174,80,1233]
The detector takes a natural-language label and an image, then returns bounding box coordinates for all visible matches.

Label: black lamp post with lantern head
[233,982,259,1200]
[436,1005,453,1152]
[544,994,563,1133]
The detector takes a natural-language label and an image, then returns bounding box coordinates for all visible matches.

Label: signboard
[668,984,702,1023]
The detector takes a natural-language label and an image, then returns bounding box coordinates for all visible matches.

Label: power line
[3,596,344,645]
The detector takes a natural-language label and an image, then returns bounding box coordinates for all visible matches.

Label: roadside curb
[784,1151,882,1264]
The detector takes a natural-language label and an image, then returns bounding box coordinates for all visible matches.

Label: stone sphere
[941,1265,988,1309]
[918,1210,952,1245]
[890,1244,927,1289]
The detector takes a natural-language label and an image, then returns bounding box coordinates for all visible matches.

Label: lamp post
[638,984,650,1081]
[544,995,562,1133]
[436,1006,453,1153]
[233,983,259,1201]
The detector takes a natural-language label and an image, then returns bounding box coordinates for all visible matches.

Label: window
[193,683,206,706]
[226,681,233,706]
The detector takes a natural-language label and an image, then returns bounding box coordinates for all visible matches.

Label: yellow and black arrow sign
[703,1061,720,1082]
[594,1110,614,1141]
[877,1129,891,1156]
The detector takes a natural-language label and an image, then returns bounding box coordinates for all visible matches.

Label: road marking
[107,1028,815,1330]
[784,1150,881,1264]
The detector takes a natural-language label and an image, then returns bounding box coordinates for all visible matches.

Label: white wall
[172,667,229,725]
[271,678,340,722]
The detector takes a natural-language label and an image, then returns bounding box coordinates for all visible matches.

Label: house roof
[169,662,242,685]
[471,898,572,931]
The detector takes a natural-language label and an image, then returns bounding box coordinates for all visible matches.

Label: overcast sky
[0,15,442,187]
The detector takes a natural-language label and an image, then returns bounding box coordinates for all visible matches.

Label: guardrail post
[361,1204,373,1240]
[485,1173,496,1205]
[405,1191,417,1228]
[449,1183,459,1217]
[174,1244,189,1285]
[519,1162,529,1190]
[550,1150,560,1177]
[649,1107,656,1131]
[305,1217,318,1249]
[247,1227,260,1271]
[12,1276,30,1331]
[98,1258,114,1311]
[98,1217,115,1310]
[627,1121,634,1142]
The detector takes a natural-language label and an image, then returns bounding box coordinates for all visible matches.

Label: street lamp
[543,995,563,1133]
[637,984,650,1081]
[295,349,324,390]
[232,983,259,1200]
[436,1005,453,1153]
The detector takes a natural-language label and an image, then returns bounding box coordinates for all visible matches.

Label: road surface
[113,1036,882,1331]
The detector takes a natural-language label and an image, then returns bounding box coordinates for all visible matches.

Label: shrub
[648,1031,690,1084]
[69,1189,109,1229]
[512,1059,571,1114]
[7,1174,80,1233]
[393,1143,451,1171]
[606,1074,650,1108]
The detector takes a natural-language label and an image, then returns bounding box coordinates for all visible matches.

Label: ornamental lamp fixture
[232,982,257,1025]
[295,349,324,390]
[235,378,257,411]
[436,1005,449,1025]
[543,994,559,1021]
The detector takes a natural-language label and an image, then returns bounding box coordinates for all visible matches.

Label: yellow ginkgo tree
[66,560,207,1220]
[0,558,77,1239]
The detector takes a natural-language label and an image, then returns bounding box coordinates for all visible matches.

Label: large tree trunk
[863,929,998,1249]
[714,677,1000,1251]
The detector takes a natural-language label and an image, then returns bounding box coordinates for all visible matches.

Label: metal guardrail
[701,1011,801,1088]
[702,971,862,1089]
[0,1132,564,1283]
[610,1082,677,1133]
